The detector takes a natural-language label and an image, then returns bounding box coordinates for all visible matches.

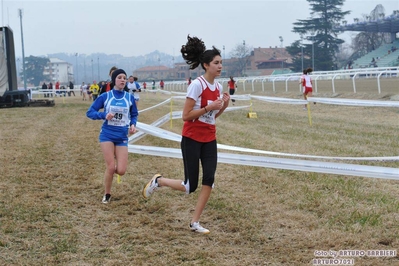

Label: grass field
[1,83,398,265]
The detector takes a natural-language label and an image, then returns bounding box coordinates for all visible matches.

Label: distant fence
[28,87,81,99]
[161,67,399,94]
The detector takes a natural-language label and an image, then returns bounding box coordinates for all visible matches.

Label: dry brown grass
[1,81,399,266]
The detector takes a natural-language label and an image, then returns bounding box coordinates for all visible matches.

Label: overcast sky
[1,0,398,58]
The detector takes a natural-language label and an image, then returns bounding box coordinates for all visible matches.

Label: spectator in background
[55,81,60,96]
[347,60,353,69]
[133,77,141,107]
[69,81,75,96]
[99,81,106,94]
[160,80,164,90]
[127,75,135,93]
[127,76,141,107]
[81,82,87,101]
[152,80,155,90]
[42,82,48,98]
[188,77,192,85]
[60,85,67,97]
[90,81,100,101]
[143,81,147,90]
[48,82,53,98]
[86,83,92,100]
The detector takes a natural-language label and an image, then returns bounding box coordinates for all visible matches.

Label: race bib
[108,106,129,127]
[198,100,219,125]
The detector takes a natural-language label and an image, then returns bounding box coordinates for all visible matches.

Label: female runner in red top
[143,35,230,234]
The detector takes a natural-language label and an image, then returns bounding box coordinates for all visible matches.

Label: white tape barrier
[141,93,398,109]
[170,96,186,101]
[217,143,399,161]
[170,91,187,95]
[250,95,399,107]
[128,145,399,180]
[138,96,250,115]
[138,98,171,113]
[250,95,307,105]
[231,94,252,101]
[134,122,399,161]
[131,102,252,141]
[136,122,182,142]
[128,112,180,143]
[32,89,81,93]
[31,90,56,94]
[143,89,169,94]
[159,90,172,95]
[138,96,186,114]
[224,104,253,111]
[307,97,399,107]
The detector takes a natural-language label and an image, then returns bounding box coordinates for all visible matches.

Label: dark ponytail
[181,35,221,70]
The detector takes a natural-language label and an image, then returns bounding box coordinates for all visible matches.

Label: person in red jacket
[55,81,60,96]
[143,35,230,234]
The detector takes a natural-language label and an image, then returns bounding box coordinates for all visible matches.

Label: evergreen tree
[286,0,350,72]
[20,56,49,86]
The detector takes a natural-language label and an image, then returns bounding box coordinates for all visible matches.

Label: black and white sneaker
[102,194,111,204]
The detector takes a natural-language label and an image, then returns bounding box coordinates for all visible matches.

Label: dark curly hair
[181,35,221,70]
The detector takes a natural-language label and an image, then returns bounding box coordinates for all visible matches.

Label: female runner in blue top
[86,69,138,203]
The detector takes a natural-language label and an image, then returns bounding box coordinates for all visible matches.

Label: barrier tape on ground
[307,97,399,107]
[250,95,308,105]
[143,89,172,94]
[128,114,173,143]
[170,91,187,95]
[171,96,186,100]
[134,122,399,161]
[231,94,252,100]
[128,145,399,180]
[129,94,398,181]
[138,98,171,113]
[224,104,252,111]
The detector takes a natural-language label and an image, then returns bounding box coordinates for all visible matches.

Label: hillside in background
[17,51,184,84]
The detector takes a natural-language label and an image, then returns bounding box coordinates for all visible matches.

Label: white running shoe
[102,194,111,204]
[190,222,210,234]
[142,174,161,199]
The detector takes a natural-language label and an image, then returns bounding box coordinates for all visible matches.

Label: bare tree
[335,42,353,69]
[351,5,391,56]
[229,42,253,76]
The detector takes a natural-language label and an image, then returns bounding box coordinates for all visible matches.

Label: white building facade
[43,58,73,84]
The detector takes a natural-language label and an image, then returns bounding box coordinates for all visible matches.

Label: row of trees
[228,1,391,74]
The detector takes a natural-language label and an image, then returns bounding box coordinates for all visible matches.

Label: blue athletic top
[86,89,138,139]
